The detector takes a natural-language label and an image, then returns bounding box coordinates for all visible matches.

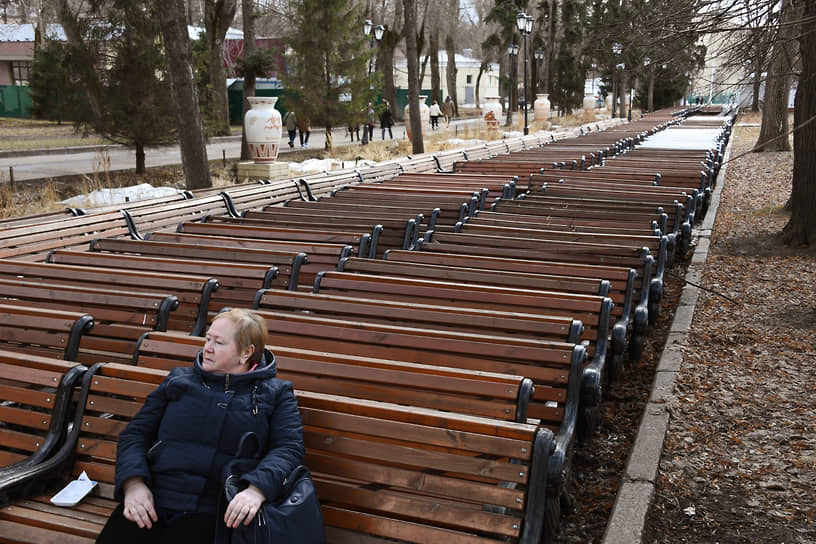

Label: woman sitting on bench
[96,309,305,544]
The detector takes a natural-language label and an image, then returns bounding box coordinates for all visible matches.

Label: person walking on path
[379,99,393,140]
[429,101,442,130]
[297,116,311,148]
[283,110,298,148]
[442,96,454,126]
[362,102,376,144]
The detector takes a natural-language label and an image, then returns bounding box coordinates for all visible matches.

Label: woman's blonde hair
[214,309,267,365]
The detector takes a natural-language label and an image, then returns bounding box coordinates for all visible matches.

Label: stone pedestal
[236,161,290,182]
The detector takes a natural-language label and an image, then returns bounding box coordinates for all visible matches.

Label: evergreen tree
[28,39,86,125]
[102,1,178,173]
[48,0,179,174]
[284,0,377,151]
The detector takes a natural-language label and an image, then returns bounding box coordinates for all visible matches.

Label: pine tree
[284,0,377,150]
[49,0,179,174]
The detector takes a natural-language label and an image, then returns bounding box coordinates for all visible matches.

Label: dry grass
[0,118,108,150]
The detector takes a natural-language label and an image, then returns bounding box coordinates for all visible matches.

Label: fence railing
[0,85,32,118]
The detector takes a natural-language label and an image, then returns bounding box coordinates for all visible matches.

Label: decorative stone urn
[404,95,431,139]
[244,96,282,163]
[534,93,551,129]
[483,96,502,131]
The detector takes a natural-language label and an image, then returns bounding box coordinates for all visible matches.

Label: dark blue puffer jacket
[113,349,305,514]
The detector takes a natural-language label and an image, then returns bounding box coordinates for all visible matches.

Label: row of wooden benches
[0,106,721,543]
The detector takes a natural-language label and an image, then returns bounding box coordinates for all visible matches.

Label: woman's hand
[224,484,266,528]
[122,477,158,529]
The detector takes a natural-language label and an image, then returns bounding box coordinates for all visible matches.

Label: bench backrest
[134,331,534,422]
[47,249,278,318]
[0,303,93,361]
[0,260,216,336]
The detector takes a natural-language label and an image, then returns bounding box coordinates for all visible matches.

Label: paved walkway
[0,125,407,183]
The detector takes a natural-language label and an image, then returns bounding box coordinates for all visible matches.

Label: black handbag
[217,432,325,544]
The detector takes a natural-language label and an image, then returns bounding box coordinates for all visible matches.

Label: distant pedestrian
[283,110,297,148]
[365,102,376,143]
[442,96,455,126]
[348,122,360,141]
[379,99,393,140]
[297,116,311,148]
[429,101,442,130]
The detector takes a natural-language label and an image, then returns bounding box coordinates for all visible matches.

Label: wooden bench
[0,277,179,365]
[0,362,166,544]
[183,219,371,259]
[241,209,418,257]
[145,231,353,290]
[134,330,535,425]
[0,350,88,502]
[46,249,279,324]
[0,363,558,544]
[252,288,583,344]
[424,229,665,330]
[88,237,305,292]
[310,271,607,437]
[0,303,94,361]
[0,211,130,261]
[118,194,235,238]
[382,249,642,374]
[0,260,217,336]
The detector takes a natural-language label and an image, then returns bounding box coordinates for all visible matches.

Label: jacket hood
[193,348,277,387]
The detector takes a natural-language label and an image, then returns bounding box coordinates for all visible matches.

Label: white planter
[404,95,431,139]
[534,93,551,128]
[244,96,282,163]
[483,96,502,131]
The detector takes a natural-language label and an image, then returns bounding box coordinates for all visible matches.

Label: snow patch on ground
[61,183,181,208]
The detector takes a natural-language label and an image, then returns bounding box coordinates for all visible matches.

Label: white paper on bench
[50,470,97,506]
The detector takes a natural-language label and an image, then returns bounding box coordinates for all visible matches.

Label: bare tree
[159,0,212,190]
[755,0,797,152]
[782,0,816,246]
[239,0,256,160]
[430,25,440,103]
[404,0,423,153]
[204,0,238,136]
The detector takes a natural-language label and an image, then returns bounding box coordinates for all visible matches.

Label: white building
[394,50,499,107]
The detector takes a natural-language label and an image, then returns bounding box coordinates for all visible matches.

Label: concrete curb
[601,124,735,544]
[0,135,242,160]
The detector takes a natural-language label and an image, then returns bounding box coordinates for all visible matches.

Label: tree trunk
[240,0,256,161]
[444,34,458,116]
[56,0,105,123]
[619,72,627,119]
[205,0,237,137]
[380,32,397,119]
[781,0,816,246]
[404,0,423,154]
[430,29,440,104]
[323,50,333,152]
[135,143,146,174]
[475,63,484,109]
[752,65,761,111]
[159,0,212,190]
[755,0,795,153]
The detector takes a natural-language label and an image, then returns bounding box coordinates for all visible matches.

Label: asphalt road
[0,125,385,183]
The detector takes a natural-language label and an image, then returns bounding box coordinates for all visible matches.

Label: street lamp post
[362,20,384,145]
[363,20,385,76]
[611,42,622,118]
[517,12,533,135]
[507,43,519,126]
